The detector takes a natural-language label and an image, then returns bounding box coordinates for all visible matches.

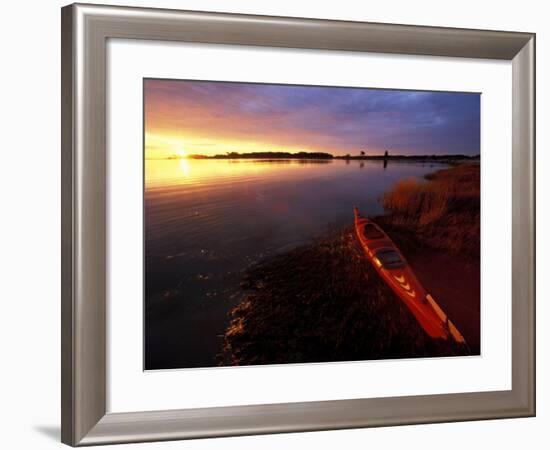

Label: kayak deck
[353,207,466,344]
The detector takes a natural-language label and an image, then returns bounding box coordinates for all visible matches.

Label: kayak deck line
[353,207,467,345]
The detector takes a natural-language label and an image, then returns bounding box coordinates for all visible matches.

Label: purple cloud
[145,79,480,156]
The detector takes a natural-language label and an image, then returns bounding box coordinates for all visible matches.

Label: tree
[360,150,365,156]
[384,150,389,159]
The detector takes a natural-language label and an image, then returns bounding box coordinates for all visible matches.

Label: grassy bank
[379,164,479,257]
[219,164,479,366]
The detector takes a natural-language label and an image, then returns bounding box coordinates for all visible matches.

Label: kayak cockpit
[373,248,406,269]
[362,223,385,240]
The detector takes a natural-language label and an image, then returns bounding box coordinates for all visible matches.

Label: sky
[144,79,480,158]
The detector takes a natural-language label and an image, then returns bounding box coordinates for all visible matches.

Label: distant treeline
[188,151,333,159]
[335,154,480,161]
[185,151,479,161]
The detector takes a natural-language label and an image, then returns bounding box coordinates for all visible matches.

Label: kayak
[353,207,466,344]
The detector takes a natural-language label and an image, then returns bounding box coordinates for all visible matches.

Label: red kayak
[354,207,465,343]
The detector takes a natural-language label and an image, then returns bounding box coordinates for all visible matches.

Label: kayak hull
[353,207,465,343]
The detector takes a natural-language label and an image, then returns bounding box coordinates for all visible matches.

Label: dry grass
[381,164,479,256]
[219,227,468,366]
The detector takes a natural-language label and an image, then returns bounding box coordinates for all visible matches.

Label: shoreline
[219,164,480,366]
[151,155,479,164]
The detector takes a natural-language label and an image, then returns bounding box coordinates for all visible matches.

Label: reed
[381,164,480,256]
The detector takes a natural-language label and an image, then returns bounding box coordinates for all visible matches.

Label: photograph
[144,79,481,370]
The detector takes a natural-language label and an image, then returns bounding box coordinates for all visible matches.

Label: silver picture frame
[61,3,535,446]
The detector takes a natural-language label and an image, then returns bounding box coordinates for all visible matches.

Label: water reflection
[178,158,190,177]
[144,158,443,369]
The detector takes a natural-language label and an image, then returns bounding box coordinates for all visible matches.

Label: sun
[176,147,187,158]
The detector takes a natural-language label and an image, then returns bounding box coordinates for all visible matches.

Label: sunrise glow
[144,79,480,160]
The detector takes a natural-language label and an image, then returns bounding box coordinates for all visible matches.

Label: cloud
[144,79,480,156]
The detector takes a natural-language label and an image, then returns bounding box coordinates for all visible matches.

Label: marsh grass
[219,228,468,366]
[381,164,480,256]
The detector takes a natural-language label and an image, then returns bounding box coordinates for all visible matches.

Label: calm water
[145,158,442,369]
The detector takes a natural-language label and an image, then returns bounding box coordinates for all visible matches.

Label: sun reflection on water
[178,158,190,177]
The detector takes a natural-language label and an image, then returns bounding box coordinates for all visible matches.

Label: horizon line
[145,151,480,161]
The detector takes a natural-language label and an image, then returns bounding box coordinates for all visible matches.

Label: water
[145,158,442,369]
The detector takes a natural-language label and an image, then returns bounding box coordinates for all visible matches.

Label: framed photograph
[61,3,535,446]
